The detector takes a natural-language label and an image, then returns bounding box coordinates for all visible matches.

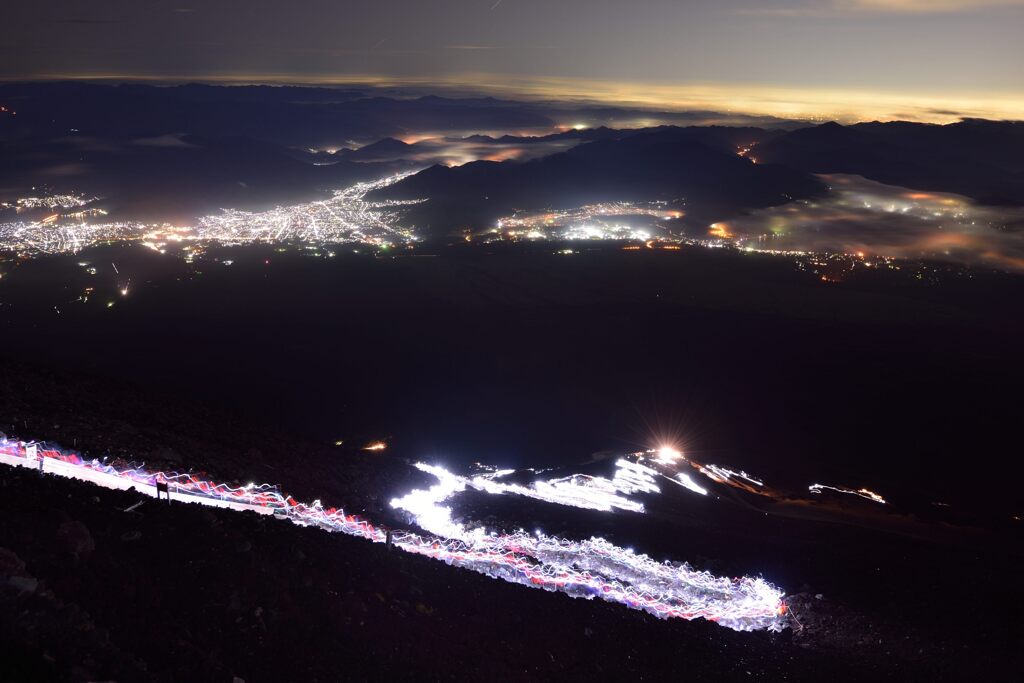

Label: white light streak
[675,472,709,496]
[809,483,887,504]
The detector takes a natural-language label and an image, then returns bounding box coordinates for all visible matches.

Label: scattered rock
[56,520,95,557]
[0,547,27,576]
[8,575,38,593]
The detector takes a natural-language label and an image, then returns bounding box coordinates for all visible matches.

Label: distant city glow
[493,202,680,242]
[0,174,421,256]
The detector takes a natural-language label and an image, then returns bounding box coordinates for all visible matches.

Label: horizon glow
[7,72,1023,124]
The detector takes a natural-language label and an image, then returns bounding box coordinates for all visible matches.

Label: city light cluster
[0,175,421,256]
[4,171,1021,274]
[0,434,787,632]
[191,175,421,248]
[8,194,94,211]
[0,220,143,255]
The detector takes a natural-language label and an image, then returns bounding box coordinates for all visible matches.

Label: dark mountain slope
[0,134,407,221]
[340,137,416,162]
[372,128,825,233]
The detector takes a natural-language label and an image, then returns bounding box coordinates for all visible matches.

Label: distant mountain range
[369,127,825,230]
[371,119,1024,233]
[2,83,1022,228]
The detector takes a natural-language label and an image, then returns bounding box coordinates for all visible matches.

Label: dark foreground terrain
[0,362,1022,682]
[1,244,1023,680]
[0,456,1018,682]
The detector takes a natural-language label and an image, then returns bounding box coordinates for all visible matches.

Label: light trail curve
[0,435,787,632]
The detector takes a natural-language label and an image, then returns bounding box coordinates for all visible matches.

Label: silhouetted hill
[340,137,416,162]
[754,119,1024,205]
[372,128,825,232]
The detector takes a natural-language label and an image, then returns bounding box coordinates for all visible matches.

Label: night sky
[3,1,1023,119]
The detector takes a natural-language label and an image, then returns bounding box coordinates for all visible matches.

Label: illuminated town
[3,170,1023,283]
[0,174,421,257]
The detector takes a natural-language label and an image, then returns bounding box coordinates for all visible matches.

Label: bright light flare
[655,446,683,464]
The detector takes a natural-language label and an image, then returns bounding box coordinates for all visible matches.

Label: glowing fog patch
[725,174,1024,272]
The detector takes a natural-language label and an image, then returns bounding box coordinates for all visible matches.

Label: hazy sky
[3,1,1022,118]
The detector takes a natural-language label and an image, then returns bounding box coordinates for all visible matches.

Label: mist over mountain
[461,124,782,151]
[754,119,1024,206]
[0,83,806,221]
